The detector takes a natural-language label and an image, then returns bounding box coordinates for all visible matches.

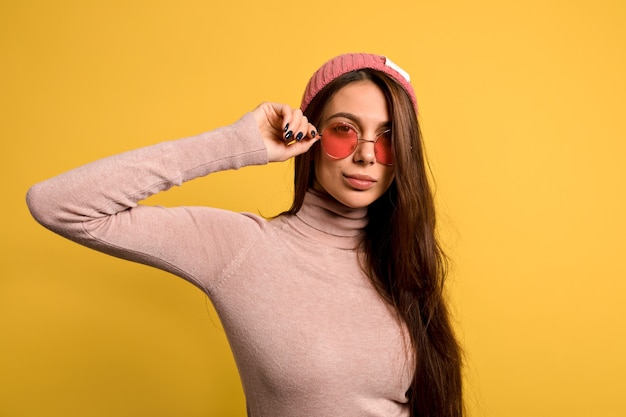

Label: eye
[331,122,357,137]
[378,129,392,141]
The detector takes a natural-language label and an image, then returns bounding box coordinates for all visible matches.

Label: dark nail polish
[295,132,303,142]
[284,123,289,132]
[311,130,317,138]
[285,131,293,140]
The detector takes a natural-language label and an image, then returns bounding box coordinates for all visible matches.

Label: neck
[290,189,368,250]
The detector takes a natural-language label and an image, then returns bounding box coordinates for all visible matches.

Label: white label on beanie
[384,57,411,82]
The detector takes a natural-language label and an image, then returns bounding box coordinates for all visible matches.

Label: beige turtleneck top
[26,113,412,417]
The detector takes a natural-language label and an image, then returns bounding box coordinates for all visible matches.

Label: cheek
[379,170,395,194]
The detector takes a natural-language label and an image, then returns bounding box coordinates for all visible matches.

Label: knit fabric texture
[26,113,413,417]
[300,53,418,112]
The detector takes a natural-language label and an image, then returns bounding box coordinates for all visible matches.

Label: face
[313,80,395,209]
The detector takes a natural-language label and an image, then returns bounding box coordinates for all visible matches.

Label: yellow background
[2,1,625,416]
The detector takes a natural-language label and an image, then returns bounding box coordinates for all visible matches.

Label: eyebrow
[324,112,391,129]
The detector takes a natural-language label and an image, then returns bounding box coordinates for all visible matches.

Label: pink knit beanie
[300,53,417,112]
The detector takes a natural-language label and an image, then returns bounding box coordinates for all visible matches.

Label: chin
[314,180,388,209]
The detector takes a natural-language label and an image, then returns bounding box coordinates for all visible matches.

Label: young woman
[27,53,464,417]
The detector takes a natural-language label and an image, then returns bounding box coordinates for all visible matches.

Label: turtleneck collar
[288,189,368,250]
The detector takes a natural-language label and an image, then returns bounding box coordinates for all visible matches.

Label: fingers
[252,102,318,142]
[280,108,318,145]
[274,129,319,162]
[252,102,320,162]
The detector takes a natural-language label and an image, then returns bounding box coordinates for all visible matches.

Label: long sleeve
[26,112,269,291]
[26,114,416,416]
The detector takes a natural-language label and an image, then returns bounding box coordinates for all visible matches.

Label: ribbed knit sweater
[26,113,412,417]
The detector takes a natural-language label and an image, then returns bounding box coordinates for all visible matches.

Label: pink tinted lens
[373,132,393,165]
[321,125,358,159]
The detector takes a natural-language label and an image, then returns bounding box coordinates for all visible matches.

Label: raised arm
[26,108,318,291]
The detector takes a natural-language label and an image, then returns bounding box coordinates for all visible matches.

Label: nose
[352,139,377,165]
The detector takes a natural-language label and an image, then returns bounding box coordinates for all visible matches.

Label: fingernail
[285,131,293,140]
[311,130,317,138]
[284,123,289,132]
[295,132,303,141]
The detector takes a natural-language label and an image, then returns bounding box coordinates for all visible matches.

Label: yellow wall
[2,1,625,416]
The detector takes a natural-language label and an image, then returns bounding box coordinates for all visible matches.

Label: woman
[27,53,463,417]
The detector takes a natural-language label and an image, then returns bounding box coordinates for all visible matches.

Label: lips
[343,173,377,190]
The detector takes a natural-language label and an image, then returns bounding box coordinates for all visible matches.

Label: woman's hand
[251,102,319,162]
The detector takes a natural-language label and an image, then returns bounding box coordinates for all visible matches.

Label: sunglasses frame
[319,122,394,166]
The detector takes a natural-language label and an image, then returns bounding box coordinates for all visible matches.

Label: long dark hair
[285,69,464,417]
